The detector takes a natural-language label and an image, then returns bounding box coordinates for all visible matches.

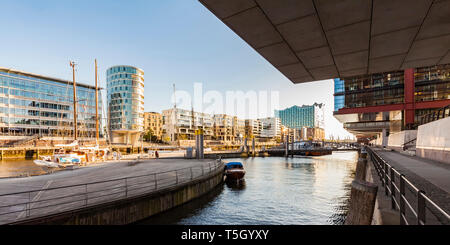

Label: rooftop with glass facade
[0,67,103,138]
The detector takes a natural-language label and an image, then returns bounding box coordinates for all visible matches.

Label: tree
[143,128,156,142]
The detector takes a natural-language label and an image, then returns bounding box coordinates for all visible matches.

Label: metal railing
[367,147,450,225]
[401,138,417,150]
[0,159,224,225]
[2,135,40,148]
[420,104,450,125]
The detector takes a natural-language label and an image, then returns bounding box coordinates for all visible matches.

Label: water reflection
[139,151,358,225]
[225,179,246,190]
[136,184,225,225]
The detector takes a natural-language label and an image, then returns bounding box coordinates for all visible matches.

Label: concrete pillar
[382,129,388,148]
[404,68,415,128]
[195,129,204,159]
[195,134,199,159]
[199,133,204,159]
[355,158,368,181]
[244,137,248,154]
[345,180,378,225]
[285,135,289,157]
[291,138,295,158]
[252,137,255,157]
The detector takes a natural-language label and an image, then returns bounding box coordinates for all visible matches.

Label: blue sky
[0,0,354,139]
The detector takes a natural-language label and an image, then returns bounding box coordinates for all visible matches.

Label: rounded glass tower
[106,65,144,145]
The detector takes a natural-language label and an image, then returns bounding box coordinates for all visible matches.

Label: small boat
[33,147,86,169]
[224,162,246,180]
[34,157,59,168]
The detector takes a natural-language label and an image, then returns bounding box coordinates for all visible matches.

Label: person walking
[155,150,159,159]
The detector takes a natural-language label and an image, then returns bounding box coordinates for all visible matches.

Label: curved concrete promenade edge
[4,161,225,225]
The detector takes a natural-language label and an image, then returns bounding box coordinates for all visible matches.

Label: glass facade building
[107,66,144,144]
[333,64,450,141]
[334,78,345,112]
[334,71,405,110]
[334,64,450,124]
[0,67,102,138]
[414,65,450,102]
[275,103,325,129]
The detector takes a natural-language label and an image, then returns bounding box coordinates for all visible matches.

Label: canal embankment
[364,154,399,225]
[0,159,224,225]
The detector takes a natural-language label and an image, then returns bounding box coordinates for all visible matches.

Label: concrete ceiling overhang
[199,0,450,84]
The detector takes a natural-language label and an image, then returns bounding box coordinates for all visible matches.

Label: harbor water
[0,152,358,224]
[140,151,358,225]
[0,160,45,178]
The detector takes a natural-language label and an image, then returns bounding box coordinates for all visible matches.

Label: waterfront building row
[0,65,327,146]
[160,107,325,144]
[161,108,286,143]
[281,126,325,143]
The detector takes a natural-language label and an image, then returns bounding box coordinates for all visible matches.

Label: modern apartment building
[0,67,102,140]
[285,127,301,143]
[162,108,214,142]
[300,127,325,141]
[143,112,163,141]
[275,103,325,129]
[259,117,282,140]
[232,117,246,142]
[107,65,145,145]
[245,119,261,139]
[334,64,450,142]
[213,114,234,142]
[281,126,325,142]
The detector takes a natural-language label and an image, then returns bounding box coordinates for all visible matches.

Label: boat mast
[95,59,99,145]
[191,101,195,134]
[70,61,78,141]
[173,83,178,145]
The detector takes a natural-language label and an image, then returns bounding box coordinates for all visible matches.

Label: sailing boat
[34,60,108,169]
[78,59,111,162]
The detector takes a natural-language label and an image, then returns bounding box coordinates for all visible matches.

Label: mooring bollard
[285,135,289,158]
[345,179,378,225]
[355,158,368,181]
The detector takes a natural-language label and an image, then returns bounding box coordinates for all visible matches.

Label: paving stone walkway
[374,148,450,216]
